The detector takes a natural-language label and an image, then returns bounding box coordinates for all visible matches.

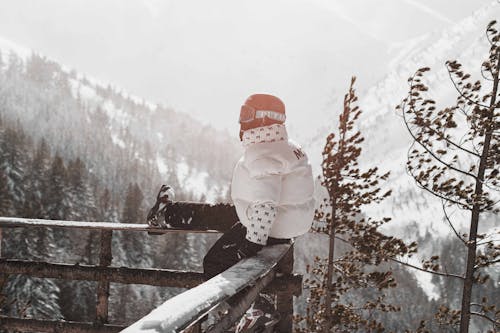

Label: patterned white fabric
[241,124,287,147]
[231,124,315,239]
[245,202,277,245]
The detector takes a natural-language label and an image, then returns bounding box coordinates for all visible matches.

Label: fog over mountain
[0,0,490,140]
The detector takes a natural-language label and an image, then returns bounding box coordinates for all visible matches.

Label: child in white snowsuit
[203,93,315,279]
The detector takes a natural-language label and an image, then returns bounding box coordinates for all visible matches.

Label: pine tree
[67,157,97,221]
[4,275,62,321]
[122,183,144,225]
[43,153,72,266]
[0,167,12,312]
[5,52,22,81]
[0,168,13,216]
[119,183,151,268]
[23,138,50,219]
[297,78,416,333]
[44,154,69,221]
[110,183,157,324]
[397,20,500,332]
[60,157,99,321]
[0,124,28,215]
[4,216,62,321]
[26,53,54,84]
[1,130,62,322]
[98,187,118,222]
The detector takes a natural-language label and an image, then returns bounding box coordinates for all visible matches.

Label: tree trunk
[324,198,337,333]
[459,51,499,333]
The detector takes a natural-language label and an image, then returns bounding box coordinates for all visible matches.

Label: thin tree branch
[457,130,478,155]
[470,311,500,325]
[481,65,494,81]
[446,67,490,109]
[422,105,480,156]
[485,198,500,210]
[402,97,479,180]
[472,139,483,156]
[406,154,471,209]
[457,104,471,118]
[304,271,324,286]
[477,239,500,246]
[332,234,465,280]
[442,201,467,244]
[482,180,500,192]
[334,235,356,250]
[420,121,481,158]
[388,257,464,280]
[486,24,497,46]
[475,258,500,269]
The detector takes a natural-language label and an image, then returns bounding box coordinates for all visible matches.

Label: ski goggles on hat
[239,104,286,124]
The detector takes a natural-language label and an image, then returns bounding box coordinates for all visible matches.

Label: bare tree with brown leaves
[397,20,500,333]
[296,77,416,333]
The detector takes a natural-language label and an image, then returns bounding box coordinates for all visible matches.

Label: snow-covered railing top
[0,216,219,233]
[122,244,292,333]
[0,201,239,233]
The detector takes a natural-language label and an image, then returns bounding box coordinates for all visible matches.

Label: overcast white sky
[0,0,490,137]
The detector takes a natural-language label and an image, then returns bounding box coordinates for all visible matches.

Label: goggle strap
[255,110,286,122]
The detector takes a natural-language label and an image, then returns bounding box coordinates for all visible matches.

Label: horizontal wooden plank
[0,259,205,288]
[122,244,292,333]
[0,258,301,294]
[0,316,125,333]
[0,217,220,234]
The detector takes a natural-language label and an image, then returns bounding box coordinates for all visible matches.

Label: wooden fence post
[96,230,113,324]
[275,244,294,333]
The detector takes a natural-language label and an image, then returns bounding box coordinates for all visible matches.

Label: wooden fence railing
[0,202,302,333]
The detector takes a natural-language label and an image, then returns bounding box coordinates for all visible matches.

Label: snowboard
[231,294,280,333]
[146,184,174,233]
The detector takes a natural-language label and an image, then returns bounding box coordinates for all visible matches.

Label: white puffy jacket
[231,124,315,239]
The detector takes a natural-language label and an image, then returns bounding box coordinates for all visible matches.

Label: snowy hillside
[301,1,500,298]
[359,1,498,237]
[0,38,241,204]
[307,0,499,238]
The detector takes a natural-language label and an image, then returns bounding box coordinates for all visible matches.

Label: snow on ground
[68,78,98,102]
[102,100,129,127]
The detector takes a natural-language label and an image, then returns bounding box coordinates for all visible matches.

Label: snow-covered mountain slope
[301,1,499,300]
[308,1,499,239]
[0,38,242,203]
